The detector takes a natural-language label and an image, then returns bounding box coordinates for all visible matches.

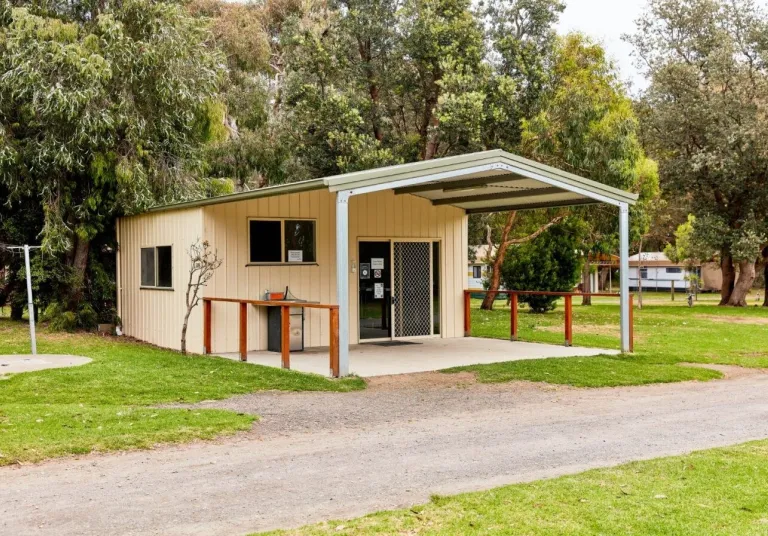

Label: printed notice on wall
[371,258,385,270]
[374,282,384,299]
[287,250,303,262]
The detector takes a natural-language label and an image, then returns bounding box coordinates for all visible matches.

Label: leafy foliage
[629,0,768,305]
[500,220,585,312]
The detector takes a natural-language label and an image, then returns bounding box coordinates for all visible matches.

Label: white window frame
[140,245,173,290]
[247,217,318,266]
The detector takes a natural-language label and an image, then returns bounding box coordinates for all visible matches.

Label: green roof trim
[145,178,326,213]
[139,149,637,215]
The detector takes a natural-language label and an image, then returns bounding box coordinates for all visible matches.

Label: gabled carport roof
[147,149,637,214]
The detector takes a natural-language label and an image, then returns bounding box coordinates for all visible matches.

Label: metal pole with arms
[619,203,631,352]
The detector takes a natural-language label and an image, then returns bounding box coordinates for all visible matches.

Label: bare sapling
[181,239,223,355]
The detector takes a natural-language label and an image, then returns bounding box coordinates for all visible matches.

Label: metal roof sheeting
[145,149,637,214]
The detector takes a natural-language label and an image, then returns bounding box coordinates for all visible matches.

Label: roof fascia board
[339,163,506,197]
[493,161,626,206]
[498,153,638,204]
[145,179,326,214]
[324,150,505,190]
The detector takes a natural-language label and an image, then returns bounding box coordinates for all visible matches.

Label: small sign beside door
[371,258,385,270]
[373,269,382,279]
[374,282,384,299]
[360,263,371,279]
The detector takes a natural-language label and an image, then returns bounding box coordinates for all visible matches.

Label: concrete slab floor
[0,354,92,376]
[217,337,620,378]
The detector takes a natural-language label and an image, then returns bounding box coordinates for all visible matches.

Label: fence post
[203,299,212,354]
[329,307,340,378]
[464,290,471,337]
[510,293,518,341]
[629,294,634,353]
[281,305,291,369]
[239,302,248,361]
[564,294,573,347]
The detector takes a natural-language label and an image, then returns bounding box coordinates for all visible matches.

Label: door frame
[357,237,441,342]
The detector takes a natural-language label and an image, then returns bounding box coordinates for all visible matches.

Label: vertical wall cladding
[203,189,332,354]
[202,188,466,354]
[117,208,204,353]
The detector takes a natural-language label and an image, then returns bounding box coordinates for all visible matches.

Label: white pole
[619,203,630,353]
[23,245,37,355]
[335,191,352,377]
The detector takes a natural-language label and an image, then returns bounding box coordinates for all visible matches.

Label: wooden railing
[464,290,634,352]
[202,297,341,377]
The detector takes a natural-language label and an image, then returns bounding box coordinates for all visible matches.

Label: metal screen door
[393,241,433,338]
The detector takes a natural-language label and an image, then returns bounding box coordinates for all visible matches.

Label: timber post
[509,292,518,341]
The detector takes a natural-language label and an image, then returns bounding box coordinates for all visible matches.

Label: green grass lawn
[262,439,768,536]
[0,318,364,465]
[443,291,768,387]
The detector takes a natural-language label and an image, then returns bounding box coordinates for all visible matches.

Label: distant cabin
[468,245,495,289]
[629,252,722,292]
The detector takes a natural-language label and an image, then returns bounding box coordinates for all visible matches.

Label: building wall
[117,208,204,352]
[202,188,468,353]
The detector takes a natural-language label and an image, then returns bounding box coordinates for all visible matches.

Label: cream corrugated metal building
[117,150,638,375]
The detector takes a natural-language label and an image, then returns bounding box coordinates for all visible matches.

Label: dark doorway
[359,241,391,340]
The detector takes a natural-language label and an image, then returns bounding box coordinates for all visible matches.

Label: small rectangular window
[249,220,282,263]
[141,248,155,287]
[284,220,316,263]
[141,246,173,289]
[639,268,648,278]
[472,266,482,279]
[666,267,682,274]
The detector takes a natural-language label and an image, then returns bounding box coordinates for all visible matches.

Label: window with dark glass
[141,246,172,288]
[141,248,155,287]
[284,220,316,263]
[666,267,682,274]
[156,246,173,288]
[249,220,282,263]
[472,266,482,279]
[639,268,648,278]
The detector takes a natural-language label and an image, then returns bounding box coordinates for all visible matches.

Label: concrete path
[2,367,768,536]
[218,337,620,377]
[0,354,91,376]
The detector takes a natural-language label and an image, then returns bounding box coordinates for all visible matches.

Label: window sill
[246,262,319,267]
[140,286,175,291]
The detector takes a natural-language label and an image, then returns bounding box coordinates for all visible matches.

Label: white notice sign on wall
[287,250,303,262]
[371,258,385,270]
[374,282,384,299]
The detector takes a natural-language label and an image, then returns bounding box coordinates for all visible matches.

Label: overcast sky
[557,0,648,92]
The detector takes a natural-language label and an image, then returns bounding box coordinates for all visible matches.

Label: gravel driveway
[2,366,768,536]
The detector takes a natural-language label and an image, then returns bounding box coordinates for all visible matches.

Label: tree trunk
[581,256,592,306]
[68,237,90,309]
[728,260,755,306]
[11,304,23,321]
[480,212,517,311]
[719,250,736,305]
[763,247,768,307]
[599,268,609,292]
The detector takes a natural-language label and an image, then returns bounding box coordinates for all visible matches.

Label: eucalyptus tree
[0,0,226,320]
[628,0,768,306]
[521,33,655,304]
